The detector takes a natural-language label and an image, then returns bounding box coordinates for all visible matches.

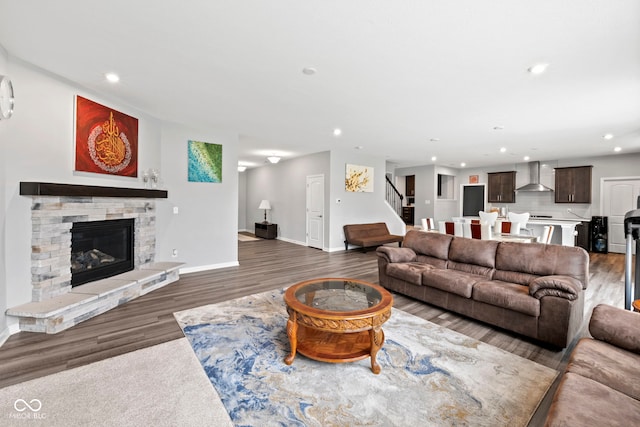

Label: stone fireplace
[7,182,183,333]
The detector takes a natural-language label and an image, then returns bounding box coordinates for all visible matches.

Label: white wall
[238,171,247,231]
[0,46,8,339]
[329,149,405,250]
[156,123,239,272]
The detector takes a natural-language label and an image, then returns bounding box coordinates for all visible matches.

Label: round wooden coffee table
[283,278,393,374]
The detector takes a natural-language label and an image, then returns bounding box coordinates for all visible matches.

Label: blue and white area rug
[174,289,557,426]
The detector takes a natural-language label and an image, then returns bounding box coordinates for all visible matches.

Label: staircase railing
[385,176,404,218]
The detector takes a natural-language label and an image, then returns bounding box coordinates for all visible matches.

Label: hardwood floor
[0,237,627,424]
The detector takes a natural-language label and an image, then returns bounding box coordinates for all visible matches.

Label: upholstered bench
[343,222,403,252]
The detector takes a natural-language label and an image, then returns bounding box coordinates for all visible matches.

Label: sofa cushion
[402,230,453,260]
[377,246,417,263]
[495,242,589,287]
[567,338,640,401]
[421,269,484,298]
[386,262,435,285]
[472,280,540,317]
[529,275,581,301]
[493,270,539,286]
[447,261,494,278]
[415,254,448,269]
[589,304,640,355]
[448,238,499,269]
[546,372,640,427]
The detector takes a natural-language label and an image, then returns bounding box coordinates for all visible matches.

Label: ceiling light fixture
[237,166,247,172]
[603,133,614,140]
[460,162,466,167]
[524,155,530,161]
[333,128,342,137]
[431,156,437,161]
[500,147,507,153]
[302,67,317,75]
[614,147,622,152]
[267,156,281,164]
[528,63,549,75]
[105,72,120,83]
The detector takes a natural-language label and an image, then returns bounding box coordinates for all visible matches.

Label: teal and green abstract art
[188,140,222,183]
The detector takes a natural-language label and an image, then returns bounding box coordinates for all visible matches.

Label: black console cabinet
[255,222,277,239]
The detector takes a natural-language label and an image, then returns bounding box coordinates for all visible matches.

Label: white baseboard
[180,261,240,275]
[276,236,307,247]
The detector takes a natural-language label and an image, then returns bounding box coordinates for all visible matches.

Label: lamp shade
[258,200,271,210]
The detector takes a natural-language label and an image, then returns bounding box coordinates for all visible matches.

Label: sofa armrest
[376,246,417,263]
[589,304,640,354]
[529,275,582,301]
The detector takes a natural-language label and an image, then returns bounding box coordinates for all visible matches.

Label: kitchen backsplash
[488,191,592,220]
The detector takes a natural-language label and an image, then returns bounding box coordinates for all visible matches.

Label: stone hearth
[6,182,182,334]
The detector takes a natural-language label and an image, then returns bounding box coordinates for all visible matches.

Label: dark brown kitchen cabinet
[554,166,592,203]
[487,171,516,203]
[406,175,415,196]
[402,206,414,224]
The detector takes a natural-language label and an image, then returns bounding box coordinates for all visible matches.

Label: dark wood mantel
[20,182,168,198]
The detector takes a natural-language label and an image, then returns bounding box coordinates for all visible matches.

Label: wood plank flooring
[0,237,627,425]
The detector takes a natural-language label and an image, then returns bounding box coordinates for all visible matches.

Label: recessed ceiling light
[528,63,549,74]
[105,72,120,83]
[524,155,530,161]
[460,162,466,167]
[603,133,614,140]
[431,156,437,161]
[333,128,342,137]
[500,147,507,153]
[302,67,317,75]
[267,156,281,164]
[237,166,247,172]
[614,146,622,152]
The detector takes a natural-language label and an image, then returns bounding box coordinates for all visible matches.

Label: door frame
[306,174,325,249]
[600,175,640,254]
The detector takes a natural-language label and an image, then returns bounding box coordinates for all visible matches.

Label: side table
[255,222,277,239]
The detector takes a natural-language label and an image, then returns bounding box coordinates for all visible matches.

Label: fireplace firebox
[71,219,135,286]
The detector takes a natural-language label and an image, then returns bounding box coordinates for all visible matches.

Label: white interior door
[602,178,640,254]
[306,174,324,249]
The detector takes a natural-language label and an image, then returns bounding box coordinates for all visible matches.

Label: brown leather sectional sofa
[376,230,589,348]
[545,304,640,425]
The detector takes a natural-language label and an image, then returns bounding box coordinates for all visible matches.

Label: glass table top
[294,279,382,312]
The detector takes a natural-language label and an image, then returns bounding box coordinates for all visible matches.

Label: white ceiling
[1,0,639,170]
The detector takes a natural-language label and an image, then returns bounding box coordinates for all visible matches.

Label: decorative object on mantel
[345,164,374,192]
[258,200,271,224]
[142,168,160,189]
[188,140,223,183]
[19,182,168,198]
[75,96,138,177]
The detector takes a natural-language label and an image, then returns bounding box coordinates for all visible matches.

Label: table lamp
[258,200,271,224]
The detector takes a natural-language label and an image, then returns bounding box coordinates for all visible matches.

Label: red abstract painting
[75,96,138,177]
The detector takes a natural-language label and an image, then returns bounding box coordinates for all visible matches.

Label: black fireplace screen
[71,218,135,286]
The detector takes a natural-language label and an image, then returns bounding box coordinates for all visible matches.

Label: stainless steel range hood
[516,161,554,192]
